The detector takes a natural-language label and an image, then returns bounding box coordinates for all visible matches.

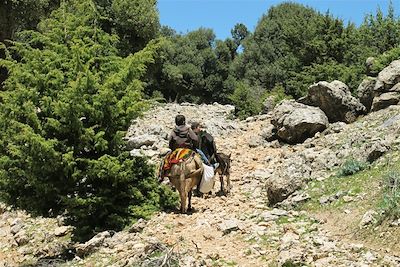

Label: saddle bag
[199,164,215,193]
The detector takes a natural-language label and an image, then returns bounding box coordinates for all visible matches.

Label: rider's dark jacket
[169,125,199,151]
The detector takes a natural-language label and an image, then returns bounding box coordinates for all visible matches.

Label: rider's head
[191,121,201,133]
[175,114,186,126]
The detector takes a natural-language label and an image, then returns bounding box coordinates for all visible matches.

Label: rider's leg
[195,149,210,165]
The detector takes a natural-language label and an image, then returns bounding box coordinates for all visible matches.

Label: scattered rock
[129,219,147,233]
[359,210,378,228]
[366,141,389,163]
[75,231,111,257]
[319,196,331,205]
[248,138,263,148]
[261,123,277,142]
[218,219,240,235]
[371,92,400,111]
[54,226,71,237]
[365,57,376,76]
[342,196,354,203]
[10,224,23,235]
[14,230,28,246]
[374,59,400,91]
[126,134,158,150]
[364,251,377,263]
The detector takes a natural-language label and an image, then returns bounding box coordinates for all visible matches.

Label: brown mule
[165,153,204,213]
[215,152,232,195]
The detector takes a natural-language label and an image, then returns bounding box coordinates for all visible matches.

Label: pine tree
[0,0,176,241]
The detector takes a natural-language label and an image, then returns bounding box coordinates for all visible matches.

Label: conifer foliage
[0,0,176,241]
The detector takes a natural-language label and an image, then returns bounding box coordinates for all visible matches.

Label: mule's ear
[228,153,232,158]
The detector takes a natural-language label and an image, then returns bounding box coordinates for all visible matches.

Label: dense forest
[0,0,400,240]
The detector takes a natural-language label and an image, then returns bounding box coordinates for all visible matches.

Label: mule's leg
[179,190,187,213]
[179,172,187,213]
[226,173,231,194]
[219,174,225,194]
[188,190,193,211]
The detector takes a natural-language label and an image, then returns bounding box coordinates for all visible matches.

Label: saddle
[162,148,195,171]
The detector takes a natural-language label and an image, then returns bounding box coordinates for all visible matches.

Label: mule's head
[216,152,231,175]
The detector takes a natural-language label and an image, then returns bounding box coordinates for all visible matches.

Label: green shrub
[337,158,367,177]
[229,81,265,119]
[378,171,400,221]
[371,46,400,73]
[0,0,176,241]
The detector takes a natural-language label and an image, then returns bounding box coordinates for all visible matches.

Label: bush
[0,0,177,241]
[286,61,364,97]
[229,81,266,119]
[337,158,367,177]
[371,46,400,73]
[378,171,400,221]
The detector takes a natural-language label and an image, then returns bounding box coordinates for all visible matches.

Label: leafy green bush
[0,0,176,241]
[266,84,292,105]
[286,61,364,97]
[371,46,400,73]
[229,81,265,119]
[378,171,400,221]
[337,158,367,177]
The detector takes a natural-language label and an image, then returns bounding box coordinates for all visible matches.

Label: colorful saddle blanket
[163,148,193,171]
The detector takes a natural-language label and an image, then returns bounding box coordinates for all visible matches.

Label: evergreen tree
[0,0,176,241]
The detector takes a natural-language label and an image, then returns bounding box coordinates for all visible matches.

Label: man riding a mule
[159,115,230,213]
[159,115,205,213]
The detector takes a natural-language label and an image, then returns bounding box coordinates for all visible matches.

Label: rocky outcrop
[371,92,400,112]
[374,60,400,92]
[301,80,366,123]
[357,77,376,112]
[271,100,329,144]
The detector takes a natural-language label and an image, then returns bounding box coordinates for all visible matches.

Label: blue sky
[157,0,399,40]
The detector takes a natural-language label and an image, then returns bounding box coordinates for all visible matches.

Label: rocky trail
[2,102,400,266]
[125,103,400,266]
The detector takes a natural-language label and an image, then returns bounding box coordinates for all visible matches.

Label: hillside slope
[1,103,400,266]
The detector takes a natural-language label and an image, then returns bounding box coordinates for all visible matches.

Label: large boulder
[357,77,377,112]
[271,100,328,144]
[371,92,400,112]
[374,60,400,92]
[303,81,366,123]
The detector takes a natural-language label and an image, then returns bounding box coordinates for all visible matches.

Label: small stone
[364,251,377,262]
[129,219,146,233]
[14,230,28,246]
[390,218,400,226]
[10,224,23,235]
[261,212,279,222]
[54,226,71,237]
[359,210,377,228]
[319,196,330,205]
[343,195,354,203]
[218,219,240,235]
